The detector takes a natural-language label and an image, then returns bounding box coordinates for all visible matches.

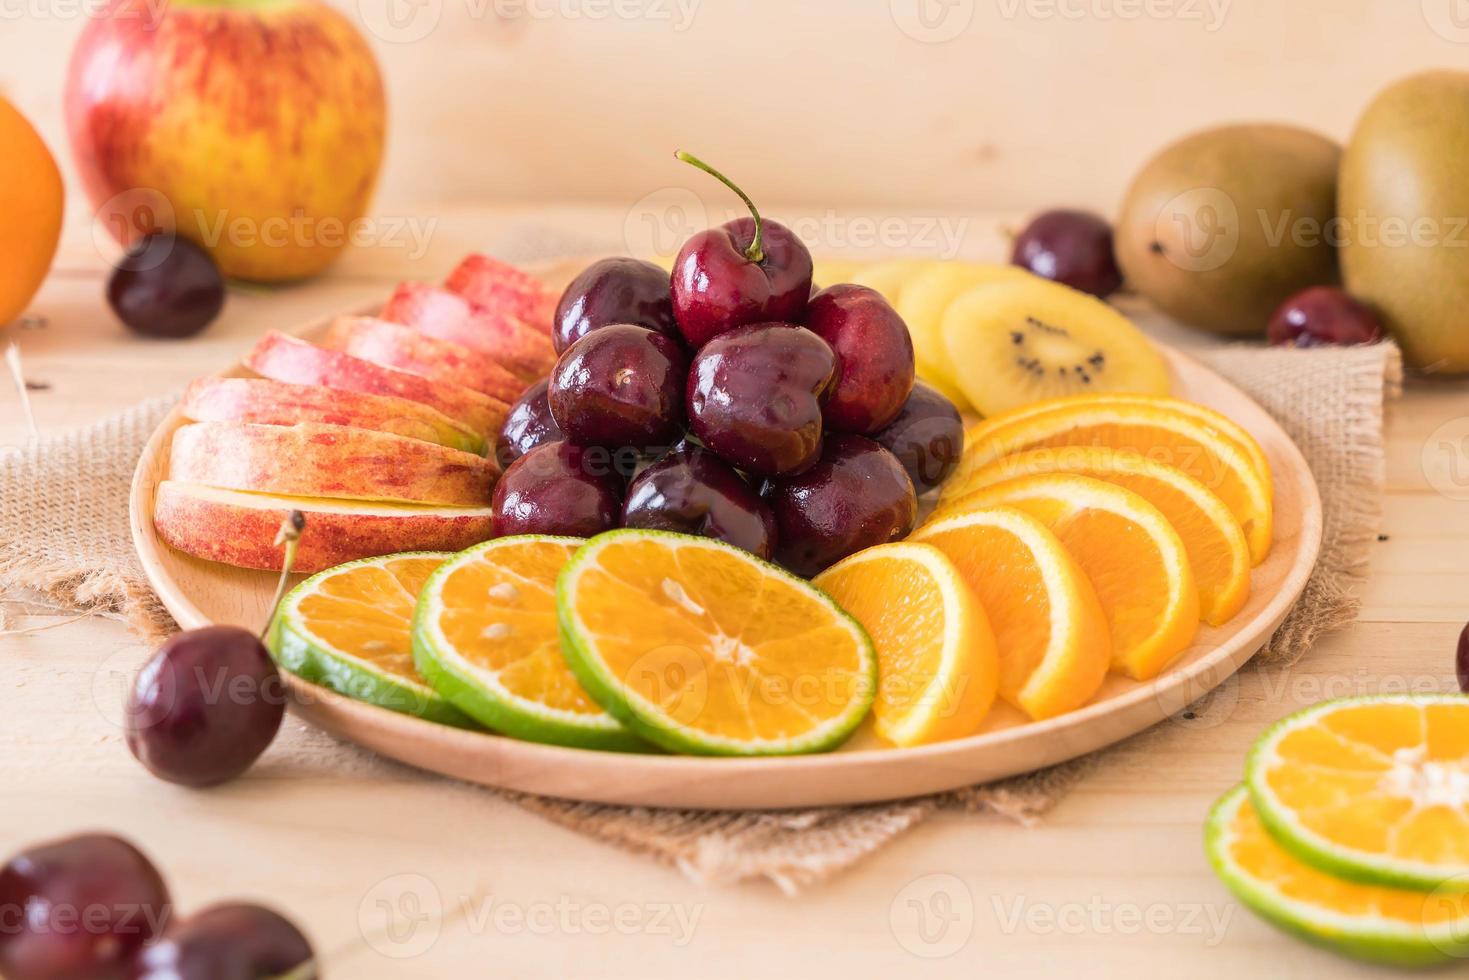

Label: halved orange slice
[815,543,998,746]
[945,396,1274,563]
[945,447,1250,626]
[911,507,1110,720]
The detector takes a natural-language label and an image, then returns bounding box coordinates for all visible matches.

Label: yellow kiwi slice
[897,263,1033,412]
[852,258,931,308]
[941,278,1170,417]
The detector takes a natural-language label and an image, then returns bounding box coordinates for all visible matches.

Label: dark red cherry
[107,234,226,339]
[805,284,915,434]
[622,445,777,559]
[761,434,917,577]
[1011,210,1123,298]
[872,380,964,493]
[548,324,688,450]
[1267,286,1385,348]
[686,323,835,477]
[491,441,624,538]
[133,903,313,980]
[0,833,172,980]
[553,257,678,354]
[1456,622,1468,694]
[125,626,286,788]
[496,378,563,469]
[669,152,812,348]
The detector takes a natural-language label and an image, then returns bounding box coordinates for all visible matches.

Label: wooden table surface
[3,206,1466,979]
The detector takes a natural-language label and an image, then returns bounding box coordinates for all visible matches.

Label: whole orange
[0,98,64,327]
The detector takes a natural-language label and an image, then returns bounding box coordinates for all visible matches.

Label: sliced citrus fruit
[556,530,876,756]
[895,262,1032,412]
[1246,695,1469,893]
[945,475,1199,680]
[946,447,1250,626]
[940,277,1170,418]
[851,257,930,307]
[946,396,1274,564]
[412,536,643,751]
[911,507,1109,720]
[1207,786,1469,968]
[271,552,473,727]
[971,392,1271,483]
[814,543,998,747]
[811,257,867,286]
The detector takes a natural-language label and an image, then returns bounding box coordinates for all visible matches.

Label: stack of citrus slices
[1208,696,1469,966]
[265,388,1274,759]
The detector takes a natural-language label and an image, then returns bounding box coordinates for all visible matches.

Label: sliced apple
[443,253,556,331]
[154,481,495,573]
[381,282,555,380]
[245,331,507,438]
[324,316,527,404]
[170,421,498,506]
[181,376,487,456]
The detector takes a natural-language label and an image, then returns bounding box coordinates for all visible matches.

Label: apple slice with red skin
[381,282,555,381]
[170,421,498,506]
[444,253,556,332]
[154,482,495,573]
[246,331,507,438]
[182,376,487,455]
[325,316,527,403]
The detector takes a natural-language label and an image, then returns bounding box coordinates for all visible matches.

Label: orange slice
[911,507,1110,720]
[411,536,642,750]
[943,474,1199,680]
[945,447,1251,626]
[1247,695,1469,892]
[815,543,999,746]
[945,396,1274,563]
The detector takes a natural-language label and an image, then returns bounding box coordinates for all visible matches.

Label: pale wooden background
[6,0,1469,218]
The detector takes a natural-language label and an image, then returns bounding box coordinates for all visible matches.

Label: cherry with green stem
[125,511,305,788]
[670,150,813,348]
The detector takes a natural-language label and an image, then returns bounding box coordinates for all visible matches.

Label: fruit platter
[129,158,1321,809]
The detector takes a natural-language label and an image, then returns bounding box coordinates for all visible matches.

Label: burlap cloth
[0,341,1401,894]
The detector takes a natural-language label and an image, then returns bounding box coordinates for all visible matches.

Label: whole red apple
[65,0,386,282]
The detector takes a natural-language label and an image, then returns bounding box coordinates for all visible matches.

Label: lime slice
[1246,695,1469,892]
[271,552,474,727]
[1206,786,1469,967]
[555,529,876,756]
[411,536,643,752]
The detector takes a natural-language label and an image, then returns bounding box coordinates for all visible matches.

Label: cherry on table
[1457,622,1468,694]
[805,283,915,434]
[669,151,813,348]
[107,234,226,339]
[0,833,172,980]
[553,257,678,354]
[622,444,777,559]
[491,440,625,538]
[872,380,964,494]
[686,322,835,478]
[761,433,918,578]
[133,902,314,980]
[126,626,287,788]
[548,324,688,451]
[1267,286,1385,348]
[1011,209,1123,298]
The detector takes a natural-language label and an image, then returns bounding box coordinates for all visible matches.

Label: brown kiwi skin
[1115,124,1341,337]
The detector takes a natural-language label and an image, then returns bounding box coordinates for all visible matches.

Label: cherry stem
[5,340,39,446]
[675,150,764,264]
[261,510,306,643]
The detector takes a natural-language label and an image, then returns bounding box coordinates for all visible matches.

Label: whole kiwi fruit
[1340,71,1469,374]
[1115,124,1341,336]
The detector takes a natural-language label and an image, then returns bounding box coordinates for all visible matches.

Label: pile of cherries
[492,153,962,577]
[0,832,312,980]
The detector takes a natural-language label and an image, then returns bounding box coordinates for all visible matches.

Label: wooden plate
[129,267,1322,810]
